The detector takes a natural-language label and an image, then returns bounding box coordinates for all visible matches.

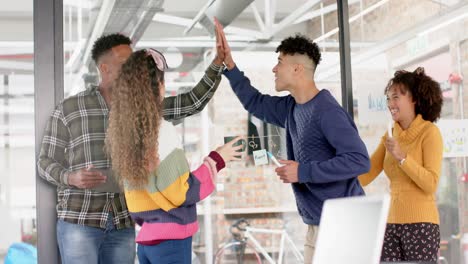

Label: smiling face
[272,53,297,92]
[386,84,416,125]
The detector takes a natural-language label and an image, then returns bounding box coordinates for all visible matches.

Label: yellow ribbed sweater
[359,114,443,224]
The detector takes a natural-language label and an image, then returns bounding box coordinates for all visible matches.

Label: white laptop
[312,195,390,264]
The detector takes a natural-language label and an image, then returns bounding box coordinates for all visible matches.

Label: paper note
[253,149,268,166]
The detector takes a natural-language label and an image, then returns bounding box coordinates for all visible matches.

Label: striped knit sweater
[124,120,223,245]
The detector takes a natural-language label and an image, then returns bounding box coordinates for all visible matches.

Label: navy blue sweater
[224,67,370,225]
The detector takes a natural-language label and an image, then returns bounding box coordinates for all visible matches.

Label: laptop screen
[313,195,390,264]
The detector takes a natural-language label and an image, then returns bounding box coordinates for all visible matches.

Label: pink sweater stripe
[136,222,199,243]
[192,158,217,200]
[204,156,218,180]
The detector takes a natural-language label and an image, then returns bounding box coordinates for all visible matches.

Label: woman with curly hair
[359,67,444,262]
[106,49,242,264]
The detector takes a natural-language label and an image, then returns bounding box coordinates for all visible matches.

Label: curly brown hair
[384,67,443,122]
[106,49,165,188]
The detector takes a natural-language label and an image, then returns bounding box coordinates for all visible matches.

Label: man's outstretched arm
[162,61,223,121]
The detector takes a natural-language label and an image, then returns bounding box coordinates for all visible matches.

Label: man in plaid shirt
[37,33,225,264]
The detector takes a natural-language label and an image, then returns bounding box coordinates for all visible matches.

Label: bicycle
[214,218,304,264]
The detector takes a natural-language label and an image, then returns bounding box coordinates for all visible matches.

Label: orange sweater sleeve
[359,136,386,186]
[399,126,443,194]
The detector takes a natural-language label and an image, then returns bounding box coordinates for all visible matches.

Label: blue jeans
[56,213,135,264]
[137,237,192,264]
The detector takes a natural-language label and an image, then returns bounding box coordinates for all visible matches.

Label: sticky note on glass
[253,149,268,166]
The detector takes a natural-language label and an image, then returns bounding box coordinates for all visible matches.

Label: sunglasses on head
[146,48,168,71]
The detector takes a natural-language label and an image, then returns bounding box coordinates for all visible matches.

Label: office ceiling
[0,0,465,77]
[0,0,347,76]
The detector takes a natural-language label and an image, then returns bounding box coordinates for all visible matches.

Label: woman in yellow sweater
[359,67,443,262]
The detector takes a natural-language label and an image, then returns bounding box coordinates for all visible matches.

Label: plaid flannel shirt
[37,63,224,229]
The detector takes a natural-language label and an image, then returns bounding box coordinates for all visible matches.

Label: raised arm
[215,18,290,127]
[162,21,228,121]
[162,62,223,121]
[224,67,291,127]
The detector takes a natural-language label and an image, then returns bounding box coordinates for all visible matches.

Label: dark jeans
[137,237,192,264]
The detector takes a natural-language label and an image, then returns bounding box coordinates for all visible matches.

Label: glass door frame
[34,0,63,263]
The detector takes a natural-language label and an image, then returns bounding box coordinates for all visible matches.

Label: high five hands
[214,17,236,70]
[214,18,300,183]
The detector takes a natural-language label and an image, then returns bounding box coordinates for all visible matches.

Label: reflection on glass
[0,0,36,250]
[0,74,36,263]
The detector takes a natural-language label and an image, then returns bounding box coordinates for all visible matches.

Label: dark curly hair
[276,34,322,70]
[91,33,132,64]
[384,67,443,122]
[106,50,164,188]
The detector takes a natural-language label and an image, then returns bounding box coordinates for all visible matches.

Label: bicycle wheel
[214,241,262,264]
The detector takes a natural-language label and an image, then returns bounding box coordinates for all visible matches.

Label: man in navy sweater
[215,21,370,263]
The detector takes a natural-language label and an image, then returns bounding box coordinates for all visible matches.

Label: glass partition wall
[59,1,346,263]
[0,1,35,262]
[7,0,465,263]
